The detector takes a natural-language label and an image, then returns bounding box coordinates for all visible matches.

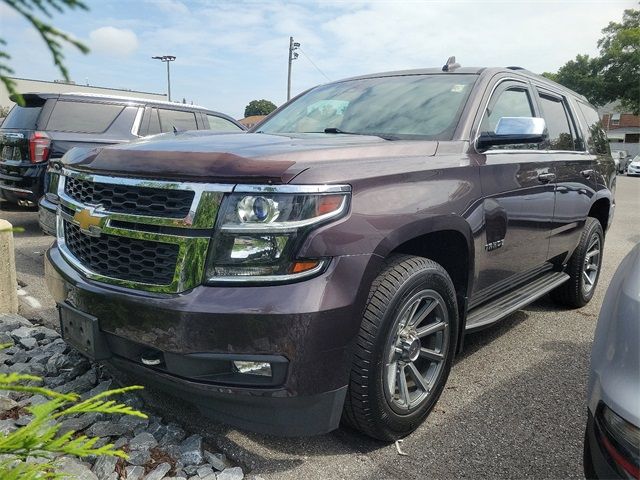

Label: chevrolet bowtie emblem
[73,208,105,236]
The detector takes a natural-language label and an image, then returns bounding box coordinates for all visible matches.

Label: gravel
[0,312,244,480]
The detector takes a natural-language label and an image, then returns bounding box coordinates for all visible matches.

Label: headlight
[204,184,350,283]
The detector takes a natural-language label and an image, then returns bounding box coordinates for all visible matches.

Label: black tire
[342,254,459,441]
[551,217,604,308]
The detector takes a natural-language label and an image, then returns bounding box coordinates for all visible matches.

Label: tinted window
[538,95,576,151]
[259,74,478,140]
[207,115,243,132]
[158,109,198,132]
[2,105,43,130]
[146,108,161,136]
[481,88,534,133]
[47,101,124,133]
[577,101,608,155]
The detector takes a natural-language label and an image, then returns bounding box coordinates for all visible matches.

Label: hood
[61,131,438,184]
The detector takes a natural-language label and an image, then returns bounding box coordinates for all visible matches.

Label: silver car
[584,243,640,479]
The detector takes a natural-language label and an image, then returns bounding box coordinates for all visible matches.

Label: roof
[326,66,590,104]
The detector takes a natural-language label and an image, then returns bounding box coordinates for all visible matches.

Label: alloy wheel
[582,233,601,295]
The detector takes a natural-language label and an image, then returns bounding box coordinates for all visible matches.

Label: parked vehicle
[0,91,244,212]
[584,244,639,479]
[45,65,615,440]
[627,155,640,176]
[611,150,629,174]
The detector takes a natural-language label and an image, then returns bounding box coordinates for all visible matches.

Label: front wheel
[342,255,459,441]
[552,217,604,308]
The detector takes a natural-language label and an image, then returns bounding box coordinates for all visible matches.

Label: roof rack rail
[506,66,525,70]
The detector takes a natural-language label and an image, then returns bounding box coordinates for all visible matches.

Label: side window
[158,109,198,132]
[147,108,161,135]
[577,101,609,155]
[480,86,536,150]
[46,101,124,133]
[206,115,243,132]
[538,95,576,151]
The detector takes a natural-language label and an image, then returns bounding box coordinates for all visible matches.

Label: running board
[465,272,569,331]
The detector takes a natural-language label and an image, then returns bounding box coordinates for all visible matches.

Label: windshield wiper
[323,127,397,140]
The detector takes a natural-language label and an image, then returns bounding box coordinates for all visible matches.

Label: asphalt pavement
[1,175,639,479]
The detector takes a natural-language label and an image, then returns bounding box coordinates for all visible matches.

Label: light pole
[287,37,300,101]
[152,55,176,101]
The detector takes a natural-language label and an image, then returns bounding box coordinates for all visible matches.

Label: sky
[1,0,636,119]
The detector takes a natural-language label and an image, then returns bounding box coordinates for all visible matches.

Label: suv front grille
[64,176,195,218]
[63,221,179,285]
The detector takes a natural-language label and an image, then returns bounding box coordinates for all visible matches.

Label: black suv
[0,92,244,212]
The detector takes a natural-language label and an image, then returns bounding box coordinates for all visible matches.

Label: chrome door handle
[538,173,556,184]
[580,169,595,179]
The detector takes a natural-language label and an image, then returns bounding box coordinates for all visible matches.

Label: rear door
[534,88,596,261]
[473,78,556,299]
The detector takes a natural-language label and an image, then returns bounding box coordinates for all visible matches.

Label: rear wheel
[552,217,604,308]
[342,255,459,441]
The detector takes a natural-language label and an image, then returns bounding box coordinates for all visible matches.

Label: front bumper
[627,165,640,176]
[46,244,380,435]
[584,409,634,479]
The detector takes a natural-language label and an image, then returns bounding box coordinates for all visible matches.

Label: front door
[473,80,556,301]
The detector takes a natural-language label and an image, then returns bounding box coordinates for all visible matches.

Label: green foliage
[546,8,639,113]
[0,370,146,479]
[244,99,277,117]
[1,0,90,106]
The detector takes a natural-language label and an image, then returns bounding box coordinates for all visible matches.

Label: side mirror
[477,117,546,152]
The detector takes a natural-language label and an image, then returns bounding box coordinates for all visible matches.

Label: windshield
[259,74,477,140]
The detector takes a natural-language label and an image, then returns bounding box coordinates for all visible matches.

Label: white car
[627,155,640,176]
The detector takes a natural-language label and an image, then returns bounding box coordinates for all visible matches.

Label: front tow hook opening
[141,349,165,367]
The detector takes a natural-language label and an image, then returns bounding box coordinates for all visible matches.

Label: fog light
[233,361,272,377]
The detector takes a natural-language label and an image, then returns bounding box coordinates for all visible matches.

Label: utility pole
[152,55,176,101]
[287,37,300,101]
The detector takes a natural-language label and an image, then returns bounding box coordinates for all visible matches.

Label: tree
[596,8,640,113]
[244,99,277,117]
[546,8,639,114]
[1,0,89,106]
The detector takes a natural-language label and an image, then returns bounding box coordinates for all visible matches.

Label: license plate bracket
[58,302,111,360]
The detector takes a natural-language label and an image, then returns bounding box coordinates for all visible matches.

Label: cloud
[89,26,139,57]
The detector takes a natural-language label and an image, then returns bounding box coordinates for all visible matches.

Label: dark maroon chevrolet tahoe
[45,66,615,440]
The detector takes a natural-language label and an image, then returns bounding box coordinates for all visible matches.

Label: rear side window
[206,115,243,132]
[145,108,162,136]
[2,104,43,130]
[158,109,198,132]
[577,101,609,155]
[538,95,576,151]
[47,101,124,133]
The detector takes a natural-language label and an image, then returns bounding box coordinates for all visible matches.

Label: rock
[165,477,188,480]
[8,350,28,365]
[217,467,244,480]
[10,326,36,340]
[81,379,113,400]
[0,396,18,414]
[18,394,48,407]
[204,451,231,471]
[43,338,68,355]
[15,415,33,426]
[46,353,72,376]
[197,465,214,477]
[127,448,151,466]
[146,421,167,441]
[0,332,13,345]
[126,465,146,480]
[0,314,32,332]
[130,431,158,451]
[179,434,203,466]
[85,420,130,438]
[92,455,118,480]
[144,462,171,480]
[17,337,37,350]
[113,436,130,449]
[183,465,199,476]
[55,457,98,480]
[119,413,148,434]
[105,473,119,480]
[59,413,103,435]
[200,475,217,480]
[11,362,31,374]
[33,326,58,340]
[55,368,97,394]
[0,419,16,435]
[160,422,186,446]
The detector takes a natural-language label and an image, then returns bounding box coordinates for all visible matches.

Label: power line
[299,47,332,82]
